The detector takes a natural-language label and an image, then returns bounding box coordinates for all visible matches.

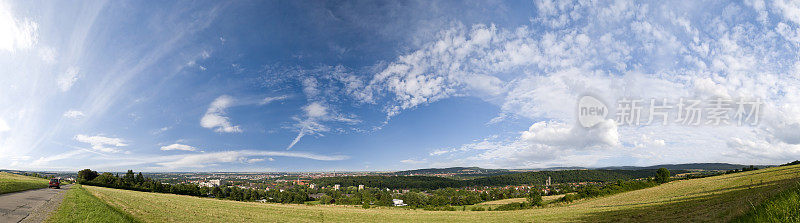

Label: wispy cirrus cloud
[62,110,85,119]
[155,150,349,169]
[57,66,81,91]
[74,134,127,153]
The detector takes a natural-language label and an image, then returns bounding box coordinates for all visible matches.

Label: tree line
[74,168,544,208]
[77,169,310,203]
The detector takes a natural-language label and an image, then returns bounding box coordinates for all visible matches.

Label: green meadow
[66,165,800,222]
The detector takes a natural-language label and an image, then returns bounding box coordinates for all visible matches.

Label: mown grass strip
[0,172,49,194]
[731,181,800,223]
[46,185,140,223]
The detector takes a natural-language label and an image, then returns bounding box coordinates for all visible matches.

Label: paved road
[0,184,71,223]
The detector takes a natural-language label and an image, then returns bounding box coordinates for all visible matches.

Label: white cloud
[521,119,619,148]
[773,0,800,25]
[260,95,288,105]
[0,1,38,53]
[400,159,426,164]
[74,134,127,153]
[632,134,666,149]
[287,101,361,150]
[57,66,81,92]
[303,102,328,118]
[31,149,87,167]
[0,118,9,132]
[151,126,170,135]
[245,158,264,163]
[200,95,242,133]
[286,117,329,150]
[727,137,800,162]
[38,46,56,63]
[160,143,197,151]
[62,110,85,119]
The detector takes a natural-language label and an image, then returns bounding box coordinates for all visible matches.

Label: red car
[49,178,60,189]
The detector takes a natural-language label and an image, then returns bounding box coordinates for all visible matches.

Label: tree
[211,186,222,198]
[319,195,334,204]
[655,168,670,184]
[527,191,543,206]
[77,169,99,182]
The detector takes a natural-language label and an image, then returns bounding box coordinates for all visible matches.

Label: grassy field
[82,165,800,222]
[0,172,49,194]
[46,185,139,223]
[731,181,800,222]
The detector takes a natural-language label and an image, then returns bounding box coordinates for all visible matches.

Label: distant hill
[387,163,768,178]
[391,167,510,176]
[468,169,689,187]
[511,163,770,171]
[599,163,770,171]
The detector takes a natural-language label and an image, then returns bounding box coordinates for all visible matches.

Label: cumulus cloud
[521,119,619,148]
[160,143,197,151]
[200,95,242,133]
[727,137,800,162]
[74,134,127,153]
[62,110,85,119]
[351,0,800,167]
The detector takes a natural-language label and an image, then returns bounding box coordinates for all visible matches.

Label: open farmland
[80,165,800,222]
[0,172,49,194]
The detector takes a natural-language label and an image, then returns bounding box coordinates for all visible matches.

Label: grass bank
[732,181,800,222]
[0,172,49,194]
[46,185,139,223]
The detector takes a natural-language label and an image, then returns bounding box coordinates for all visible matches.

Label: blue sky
[2,0,800,172]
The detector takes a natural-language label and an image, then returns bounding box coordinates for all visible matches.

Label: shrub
[558,193,579,203]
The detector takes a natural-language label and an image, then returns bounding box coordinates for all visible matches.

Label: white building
[358,185,364,190]
[309,184,316,189]
[334,184,340,190]
[392,199,407,206]
[199,179,222,187]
